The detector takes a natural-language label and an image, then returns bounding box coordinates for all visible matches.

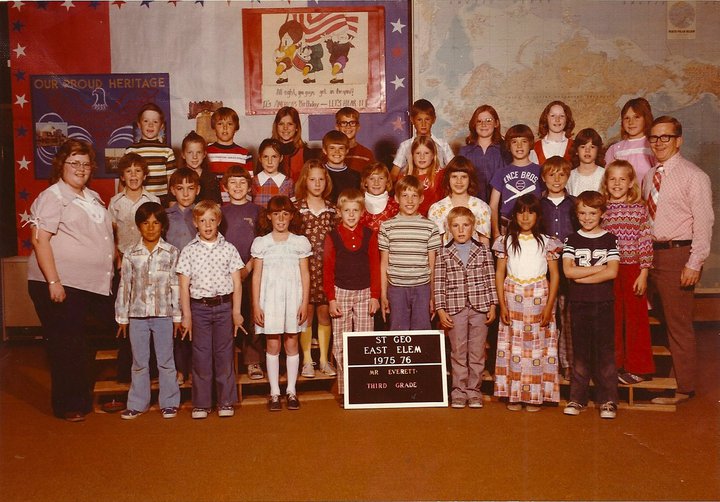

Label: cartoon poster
[243,7,386,115]
[30,73,171,179]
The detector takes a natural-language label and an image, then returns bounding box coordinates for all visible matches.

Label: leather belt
[191,293,232,306]
[652,240,691,250]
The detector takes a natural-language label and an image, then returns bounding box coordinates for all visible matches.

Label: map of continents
[414,0,720,288]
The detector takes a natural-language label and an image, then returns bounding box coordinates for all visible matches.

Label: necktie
[647,165,664,222]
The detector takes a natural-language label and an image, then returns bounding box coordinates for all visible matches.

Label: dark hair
[504,124,534,150]
[222,165,253,188]
[272,106,305,149]
[117,152,148,178]
[50,139,96,185]
[181,131,209,171]
[575,190,607,213]
[651,115,682,137]
[335,107,360,122]
[571,128,605,167]
[441,156,480,197]
[169,167,200,187]
[134,201,168,234]
[465,104,503,145]
[504,194,544,256]
[257,138,284,175]
[257,195,302,236]
[394,174,424,197]
[136,103,165,126]
[410,99,436,119]
[322,129,350,150]
[621,98,653,139]
[537,100,575,139]
[211,107,239,129]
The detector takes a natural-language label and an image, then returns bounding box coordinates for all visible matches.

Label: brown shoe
[64,411,86,422]
[651,392,694,405]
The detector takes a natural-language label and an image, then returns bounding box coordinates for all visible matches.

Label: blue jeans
[127,317,180,411]
[191,301,238,408]
[387,283,431,331]
[569,301,618,405]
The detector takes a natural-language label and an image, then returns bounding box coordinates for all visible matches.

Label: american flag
[291,12,359,44]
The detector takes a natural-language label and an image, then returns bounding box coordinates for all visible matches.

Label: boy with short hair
[207,107,253,176]
[177,200,244,419]
[335,107,374,173]
[540,155,578,378]
[220,165,265,380]
[562,190,620,419]
[434,206,497,409]
[489,124,543,239]
[322,130,361,203]
[165,167,201,384]
[108,153,160,261]
[390,99,454,180]
[125,103,176,203]
[379,175,442,330]
[323,188,381,404]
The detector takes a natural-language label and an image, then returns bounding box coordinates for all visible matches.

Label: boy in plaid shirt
[434,206,497,409]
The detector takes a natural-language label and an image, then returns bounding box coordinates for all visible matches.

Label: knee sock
[300,327,313,365]
[286,354,300,395]
[266,353,280,396]
[318,323,332,366]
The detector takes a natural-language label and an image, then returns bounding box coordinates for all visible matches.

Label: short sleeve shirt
[176,234,244,299]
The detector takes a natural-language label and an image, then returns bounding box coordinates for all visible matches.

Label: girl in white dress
[251,195,312,411]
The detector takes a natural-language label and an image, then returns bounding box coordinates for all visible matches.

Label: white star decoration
[13,43,26,58]
[12,2,24,12]
[17,157,31,170]
[62,1,75,11]
[15,95,28,108]
[391,75,405,90]
[391,19,406,34]
[19,211,32,225]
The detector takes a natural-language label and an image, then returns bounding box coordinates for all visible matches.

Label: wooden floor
[1,326,718,501]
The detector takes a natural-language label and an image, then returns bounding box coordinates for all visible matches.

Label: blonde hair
[192,200,222,220]
[361,162,392,193]
[406,136,439,186]
[294,159,332,201]
[337,188,365,210]
[601,160,643,204]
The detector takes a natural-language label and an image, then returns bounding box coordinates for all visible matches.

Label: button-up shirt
[176,233,244,299]
[108,189,160,254]
[641,152,714,271]
[115,238,181,324]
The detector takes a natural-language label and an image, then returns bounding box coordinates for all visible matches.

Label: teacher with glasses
[27,139,114,422]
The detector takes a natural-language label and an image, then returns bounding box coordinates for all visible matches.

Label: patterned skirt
[494,277,560,404]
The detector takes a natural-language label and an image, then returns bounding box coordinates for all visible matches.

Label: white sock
[286,354,300,395]
[266,353,280,396]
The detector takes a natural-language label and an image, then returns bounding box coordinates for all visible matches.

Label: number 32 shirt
[563,229,619,302]
[490,163,543,218]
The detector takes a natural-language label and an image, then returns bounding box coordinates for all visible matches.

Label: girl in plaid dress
[294,159,337,378]
[252,138,294,208]
[492,194,562,411]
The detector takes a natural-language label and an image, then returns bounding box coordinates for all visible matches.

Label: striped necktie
[647,165,664,222]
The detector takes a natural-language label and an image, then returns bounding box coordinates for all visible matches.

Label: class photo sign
[343,330,448,409]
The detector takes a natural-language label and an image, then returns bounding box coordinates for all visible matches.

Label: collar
[578,229,607,238]
[542,136,568,145]
[325,163,348,173]
[258,171,287,187]
[128,237,174,255]
[189,232,227,248]
[364,191,389,215]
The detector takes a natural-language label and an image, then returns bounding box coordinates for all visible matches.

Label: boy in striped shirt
[379,175,442,330]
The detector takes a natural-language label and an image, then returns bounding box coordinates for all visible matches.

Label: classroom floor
[0,326,718,502]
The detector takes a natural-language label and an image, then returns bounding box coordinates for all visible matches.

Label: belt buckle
[206,296,221,307]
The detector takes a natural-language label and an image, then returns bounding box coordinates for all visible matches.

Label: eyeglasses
[648,134,679,144]
[64,161,93,171]
[337,120,358,127]
[476,118,495,124]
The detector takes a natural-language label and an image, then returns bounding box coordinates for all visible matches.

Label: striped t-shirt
[125,140,176,197]
[378,214,442,287]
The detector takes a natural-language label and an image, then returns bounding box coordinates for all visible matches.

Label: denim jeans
[127,317,180,411]
[387,283,431,331]
[191,301,238,408]
[569,301,618,405]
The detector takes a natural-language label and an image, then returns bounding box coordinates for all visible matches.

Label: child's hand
[254,306,265,328]
[485,305,497,325]
[173,322,182,338]
[368,298,380,316]
[499,305,511,326]
[381,296,390,322]
[116,324,128,339]
[297,302,309,326]
[429,297,435,320]
[232,312,244,338]
[540,304,553,327]
[329,300,342,318]
[633,274,647,296]
[181,318,192,341]
[437,309,454,329]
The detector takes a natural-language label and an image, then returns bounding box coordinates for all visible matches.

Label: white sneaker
[191,407,209,419]
[301,362,315,378]
[319,361,337,376]
[218,406,235,418]
[563,401,585,416]
[599,401,617,419]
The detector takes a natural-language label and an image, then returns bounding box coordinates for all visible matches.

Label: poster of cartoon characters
[243,7,386,115]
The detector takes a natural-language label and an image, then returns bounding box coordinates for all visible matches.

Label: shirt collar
[258,171,287,187]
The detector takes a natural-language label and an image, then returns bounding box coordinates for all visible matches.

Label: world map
[414,0,720,288]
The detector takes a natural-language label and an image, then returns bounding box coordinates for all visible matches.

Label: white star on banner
[13,43,26,58]
[391,75,405,90]
[62,1,75,11]
[17,156,31,170]
[15,95,28,108]
[391,18,406,34]
[19,211,32,225]
[12,2,24,12]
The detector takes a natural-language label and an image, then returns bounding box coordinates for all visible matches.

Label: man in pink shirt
[642,116,714,405]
